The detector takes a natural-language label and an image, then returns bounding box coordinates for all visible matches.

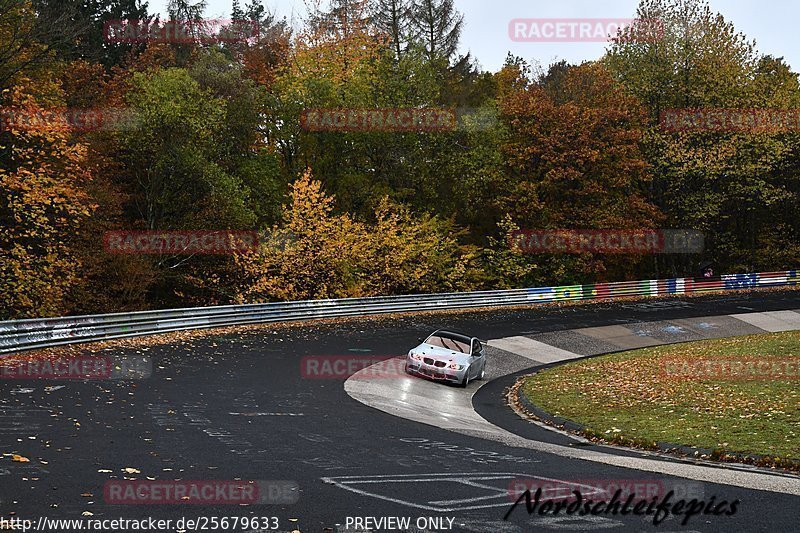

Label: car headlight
[448,362,464,370]
[410,352,422,361]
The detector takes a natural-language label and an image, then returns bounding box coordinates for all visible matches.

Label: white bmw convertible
[405,330,487,387]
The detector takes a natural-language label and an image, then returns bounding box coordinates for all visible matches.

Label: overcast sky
[152,0,800,73]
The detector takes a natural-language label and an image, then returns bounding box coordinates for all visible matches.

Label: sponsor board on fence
[104,19,260,43]
[510,229,704,254]
[104,480,298,504]
[509,18,663,43]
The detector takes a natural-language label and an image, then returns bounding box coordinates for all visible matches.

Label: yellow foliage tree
[236,169,365,300]
[361,198,481,295]
[235,169,481,302]
[0,83,96,318]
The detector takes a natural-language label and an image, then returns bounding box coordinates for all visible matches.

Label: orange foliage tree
[0,83,96,318]
[497,61,663,281]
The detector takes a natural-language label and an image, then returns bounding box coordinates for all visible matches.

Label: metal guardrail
[1,270,797,355]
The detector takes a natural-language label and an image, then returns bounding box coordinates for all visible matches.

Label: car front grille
[423,358,447,368]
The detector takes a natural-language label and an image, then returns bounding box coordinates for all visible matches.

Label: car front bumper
[405,357,466,383]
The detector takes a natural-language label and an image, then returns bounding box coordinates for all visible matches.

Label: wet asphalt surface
[0,291,799,532]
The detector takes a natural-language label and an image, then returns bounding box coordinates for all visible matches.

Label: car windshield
[425,334,471,354]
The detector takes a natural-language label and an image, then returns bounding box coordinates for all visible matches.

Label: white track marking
[487,337,580,364]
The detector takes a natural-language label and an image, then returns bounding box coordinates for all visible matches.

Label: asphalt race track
[1,291,799,533]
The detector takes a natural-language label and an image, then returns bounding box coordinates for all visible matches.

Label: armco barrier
[0,270,797,355]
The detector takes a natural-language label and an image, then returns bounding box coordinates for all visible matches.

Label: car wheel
[405,362,413,375]
[459,366,470,388]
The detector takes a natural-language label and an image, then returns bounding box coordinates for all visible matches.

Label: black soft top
[431,330,473,344]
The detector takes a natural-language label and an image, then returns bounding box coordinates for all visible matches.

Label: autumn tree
[236,170,366,300]
[226,0,291,89]
[362,197,482,294]
[607,0,756,115]
[272,6,456,215]
[0,83,95,318]
[606,0,800,274]
[236,170,482,302]
[308,0,371,39]
[497,60,662,282]
[0,0,89,91]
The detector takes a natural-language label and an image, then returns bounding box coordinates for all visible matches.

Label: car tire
[459,366,470,388]
[405,362,413,375]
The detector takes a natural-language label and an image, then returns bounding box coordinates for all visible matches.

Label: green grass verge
[522,331,800,466]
